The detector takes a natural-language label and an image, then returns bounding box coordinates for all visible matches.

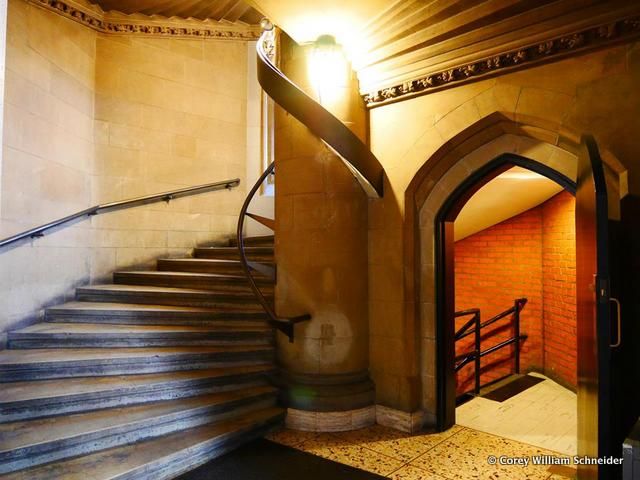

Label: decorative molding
[363,15,640,108]
[284,405,435,433]
[376,405,434,433]
[27,0,261,40]
[285,406,376,432]
[279,369,376,412]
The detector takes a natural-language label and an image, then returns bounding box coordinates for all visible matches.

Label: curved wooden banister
[256,28,384,198]
[236,162,310,342]
[239,25,387,339]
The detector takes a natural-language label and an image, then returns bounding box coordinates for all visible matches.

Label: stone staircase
[0,235,284,479]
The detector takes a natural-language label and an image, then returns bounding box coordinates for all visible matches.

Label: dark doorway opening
[444,159,579,455]
[434,138,640,480]
[435,153,577,430]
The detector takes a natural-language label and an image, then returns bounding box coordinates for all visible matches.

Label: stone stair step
[228,235,274,247]
[7,323,274,349]
[113,271,273,293]
[157,258,274,275]
[194,246,273,261]
[0,386,277,474]
[0,365,275,423]
[75,285,271,310]
[0,346,274,382]
[45,302,269,326]
[0,406,285,480]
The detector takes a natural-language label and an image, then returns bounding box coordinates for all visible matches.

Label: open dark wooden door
[575,134,621,480]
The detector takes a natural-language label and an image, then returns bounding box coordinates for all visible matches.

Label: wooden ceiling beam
[359,0,640,94]
[365,0,481,50]
[363,0,554,67]
[360,0,598,77]
[225,2,253,23]
[92,0,262,22]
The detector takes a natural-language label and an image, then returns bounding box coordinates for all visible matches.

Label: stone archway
[403,113,624,428]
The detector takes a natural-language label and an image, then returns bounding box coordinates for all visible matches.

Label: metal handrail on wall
[0,178,240,250]
[454,298,528,396]
[236,162,310,342]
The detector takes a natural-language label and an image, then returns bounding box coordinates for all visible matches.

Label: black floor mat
[482,374,545,402]
[176,438,386,480]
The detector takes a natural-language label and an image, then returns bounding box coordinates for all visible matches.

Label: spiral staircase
[0,27,385,479]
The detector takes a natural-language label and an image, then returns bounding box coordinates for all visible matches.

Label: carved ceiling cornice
[354,0,640,108]
[27,0,261,40]
[363,14,640,108]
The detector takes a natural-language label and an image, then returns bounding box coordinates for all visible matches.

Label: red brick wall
[454,191,576,394]
[454,209,544,394]
[541,190,577,387]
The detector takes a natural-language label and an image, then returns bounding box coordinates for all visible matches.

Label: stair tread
[0,407,284,480]
[0,365,274,404]
[46,302,241,314]
[115,271,273,285]
[46,302,267,318]
[77,284,257,296]
[12,323,271,335]
[159,258,274,265]
[196,246,272,251]
[230,235,274,244]
[0,346,272,366]
[116,271,253,280]
[0,386,276,454]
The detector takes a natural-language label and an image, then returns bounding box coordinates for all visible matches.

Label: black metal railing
[0,178,240,251]
[236,162,310,342]
[454,298,528,396]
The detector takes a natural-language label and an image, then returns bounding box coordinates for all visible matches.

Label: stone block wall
[454,207,544,392]
[0,0,97,332]
[368,40,635,415]
[541,190,577,386]
[0,0,252,333]
[92,34,248,278]
[454,190,576,393]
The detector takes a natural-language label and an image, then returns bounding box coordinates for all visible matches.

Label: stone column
[273,31,374,431]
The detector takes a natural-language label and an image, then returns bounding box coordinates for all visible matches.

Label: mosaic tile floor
[266,424,577,480]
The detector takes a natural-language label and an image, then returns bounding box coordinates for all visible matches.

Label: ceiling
[454,167,564,241]
[244,0,640,95]
[92,0,263,24]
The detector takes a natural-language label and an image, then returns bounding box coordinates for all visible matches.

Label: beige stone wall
[0,0,97,331]
[245,41,274,238]
[367,42,639,414]
[0,0,251,333]
[92,34,248,276]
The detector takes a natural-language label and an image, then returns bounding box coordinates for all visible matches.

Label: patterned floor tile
[297,433,404,476]
[410,428,556,480]
[265,428,319,448]
[388,464,451,480]
[329,424,465,463]
[334,445,406,476]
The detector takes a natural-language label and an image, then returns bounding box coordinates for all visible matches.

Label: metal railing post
[514,299,521,374]
[474,311,481,395]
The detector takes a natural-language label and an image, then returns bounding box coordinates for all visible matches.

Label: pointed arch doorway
[409,122,637,480]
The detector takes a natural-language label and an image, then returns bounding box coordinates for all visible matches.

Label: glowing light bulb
[308,35,348,103]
